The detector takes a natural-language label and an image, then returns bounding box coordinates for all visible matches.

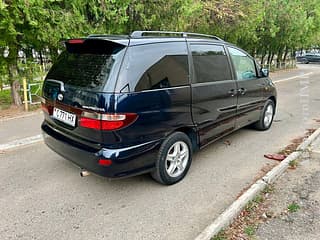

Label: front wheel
[253,99,275,130]
[151,132,192,185]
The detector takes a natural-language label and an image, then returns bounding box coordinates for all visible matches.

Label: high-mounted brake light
[68,39,84,44]
[79,113,138,131]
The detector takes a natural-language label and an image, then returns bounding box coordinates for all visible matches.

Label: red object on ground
[264,154,286,161]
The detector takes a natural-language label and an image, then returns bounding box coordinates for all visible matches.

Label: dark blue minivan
[41,31,277,185]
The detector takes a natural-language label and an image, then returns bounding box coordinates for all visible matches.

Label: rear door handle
[238,88,246,95]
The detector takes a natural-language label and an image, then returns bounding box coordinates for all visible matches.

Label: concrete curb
[195,127,320,240]
[0,111,42,123]
[0,134,43,151]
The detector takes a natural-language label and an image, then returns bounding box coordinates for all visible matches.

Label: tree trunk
[11,80,22,106]
[282,47,289,62]
[270,53,275,65]
[8,45,22,106]
[267,51,272,65]
[39,50,44,66]
[276,49,282,68]
[260,50,266,65]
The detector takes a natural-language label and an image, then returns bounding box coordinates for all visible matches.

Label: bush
[0,89,12,110]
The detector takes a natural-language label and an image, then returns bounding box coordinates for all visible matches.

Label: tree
[1,0,320,107]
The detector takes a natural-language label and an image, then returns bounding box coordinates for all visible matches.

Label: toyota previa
[41,31,277,185]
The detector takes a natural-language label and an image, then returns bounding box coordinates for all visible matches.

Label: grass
[244,225,256,236]
[262,185,275,194]
[0,89,12,110]
[288,202,300,213]
[211,231,227,240]
[289,159,298,169]
[245,195,264,212]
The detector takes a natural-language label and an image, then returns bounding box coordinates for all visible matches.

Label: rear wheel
[253,99,275,130]
[151,132,192,185]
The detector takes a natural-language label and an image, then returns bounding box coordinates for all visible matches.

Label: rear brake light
[79,117,100,129]
[79,113,138,131]
[68,39,84,44]
[98,159,112,166]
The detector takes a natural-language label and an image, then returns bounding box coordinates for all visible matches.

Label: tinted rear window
[46,40,126,91]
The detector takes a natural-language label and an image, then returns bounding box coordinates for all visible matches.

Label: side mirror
[260,68,269,77]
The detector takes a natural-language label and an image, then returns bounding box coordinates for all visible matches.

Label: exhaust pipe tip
[80,170,90,177]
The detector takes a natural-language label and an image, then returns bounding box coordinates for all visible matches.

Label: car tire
[253,99,275,131]
[151,132,192,185]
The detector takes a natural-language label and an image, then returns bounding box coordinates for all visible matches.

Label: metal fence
[27,82,42,104]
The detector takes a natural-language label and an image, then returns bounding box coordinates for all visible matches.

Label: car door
[227,46,265,128]
[189,42,237,147]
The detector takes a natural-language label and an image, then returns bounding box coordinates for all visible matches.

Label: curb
[195,127,320,240]
[0,134,43,151]
[0,111,42,123]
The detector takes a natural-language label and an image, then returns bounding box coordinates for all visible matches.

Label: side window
[227,47,257,80]
[190,44,232,83]
[116,42,189,92]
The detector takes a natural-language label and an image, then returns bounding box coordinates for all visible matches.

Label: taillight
[41,98,53,115]
[41,103,49,114]
[79,112,138,131]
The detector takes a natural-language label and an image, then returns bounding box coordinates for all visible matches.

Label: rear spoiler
[63,38,128,54]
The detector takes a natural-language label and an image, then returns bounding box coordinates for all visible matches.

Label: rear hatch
[42,38,128,147]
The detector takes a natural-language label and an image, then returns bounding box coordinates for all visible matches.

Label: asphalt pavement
[0,111,42,144]
[1,64,320,240]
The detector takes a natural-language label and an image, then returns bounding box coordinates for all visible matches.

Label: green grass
[262,185,275,194]
[0,89,12,110]
[244,225,256,236]
[288,202,300,213]
[211,232,227,240]
[245,195,264,212]
[289,159,298,168]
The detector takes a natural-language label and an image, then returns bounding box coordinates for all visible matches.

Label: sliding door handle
[238,88,246,95]
[228,89,237,96]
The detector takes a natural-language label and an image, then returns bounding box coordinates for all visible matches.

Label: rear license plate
[53,108,76,127]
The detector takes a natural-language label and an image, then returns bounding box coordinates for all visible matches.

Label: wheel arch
[173,126,199,152]
[268,96,277,111]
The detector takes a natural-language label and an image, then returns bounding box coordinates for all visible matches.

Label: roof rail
[130,31,223,41]
[87,34,129,39]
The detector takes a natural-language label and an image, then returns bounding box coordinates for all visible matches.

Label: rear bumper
[42,122,161,178]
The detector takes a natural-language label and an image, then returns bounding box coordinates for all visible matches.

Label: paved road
[0,112,43,144]
[1,64,320,240]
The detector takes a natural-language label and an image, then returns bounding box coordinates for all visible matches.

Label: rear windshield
[46,40,126,91]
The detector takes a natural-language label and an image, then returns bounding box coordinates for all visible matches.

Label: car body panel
[191,81,237,146]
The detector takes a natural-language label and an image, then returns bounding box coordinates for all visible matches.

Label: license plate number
[53,108,76,127]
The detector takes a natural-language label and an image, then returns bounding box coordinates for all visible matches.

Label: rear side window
[227,47,257,80]
[190,44,232,83]
[116,42,189,92]
[46,40,126,91]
